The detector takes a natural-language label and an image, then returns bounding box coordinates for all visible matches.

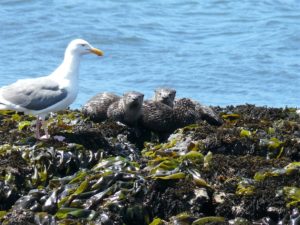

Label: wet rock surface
[0,105,300,224]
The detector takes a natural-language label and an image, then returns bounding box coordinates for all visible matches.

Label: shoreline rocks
[0,104,300,224]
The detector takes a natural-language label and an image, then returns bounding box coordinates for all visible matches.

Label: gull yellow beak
[90,48,104,56]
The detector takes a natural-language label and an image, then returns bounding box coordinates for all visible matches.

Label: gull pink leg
[42,119,50,139]
[40,118,50,140]
[35,118,41,139]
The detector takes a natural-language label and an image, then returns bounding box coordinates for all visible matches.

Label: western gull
[0,39,103,139]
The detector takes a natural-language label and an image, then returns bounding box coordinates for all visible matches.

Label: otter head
[120,91,144,125]
[154,87,176,107]
[122,91,144,112]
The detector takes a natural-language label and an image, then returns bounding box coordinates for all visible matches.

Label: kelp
[0,105,300,224]
[221,113,240,121]
[259,137,285,159]
[55,207,96,220]
[235,179,255,196]
[149,217,165,225]
[149,213,226,225]
[254,162,300,182]
[283,186,300,208]
[192,216,225,225]
[0,211,7,219]
[240,128,252,138]
[2,156,147,224]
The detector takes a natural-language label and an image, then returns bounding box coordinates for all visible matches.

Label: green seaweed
[236,179,255,195]
[18,121,32,131]
[285,162,300,175]
[192,216,225,225]
[259,137,285,158]
[154,172,186,180]
[149,159,180,175]
[93,156,139,172]
[254,169,284,181]
[0,110,14,115]
[222,113,240,121]
[149,217,165,225]
[187,141,200,151]
[1,105,300,224]
[283,186,300,207]
[69,171,88,184]
[0,144,16,155]
[55,207,96,220]
[182,151,204,163]
[253,161,300,182]
[73,180,89,195]
[268,137,283,150]
[11,113,21,122]
[267,127,275,135]
[0,211,7,219]
[203,151,212,168]
[240,129,252,138]
[168,212,198,224]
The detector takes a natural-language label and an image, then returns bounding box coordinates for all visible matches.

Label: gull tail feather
[0,93,13,110]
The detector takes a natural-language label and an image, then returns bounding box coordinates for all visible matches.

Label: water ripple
[0,0,299,108]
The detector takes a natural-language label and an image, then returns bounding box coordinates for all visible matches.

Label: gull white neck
[50,52,81,81]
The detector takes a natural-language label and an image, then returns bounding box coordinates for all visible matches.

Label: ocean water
[0,0,300,108]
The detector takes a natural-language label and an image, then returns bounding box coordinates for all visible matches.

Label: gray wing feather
[1,77,68,110]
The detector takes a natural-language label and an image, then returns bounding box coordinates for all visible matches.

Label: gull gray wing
[1,77,68,110]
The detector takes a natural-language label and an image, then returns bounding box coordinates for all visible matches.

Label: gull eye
[81,44,85,47]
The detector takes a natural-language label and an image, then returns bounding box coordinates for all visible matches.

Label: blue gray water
[0,0,300,108]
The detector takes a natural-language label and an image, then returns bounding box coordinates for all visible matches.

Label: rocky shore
[0,104,300,224]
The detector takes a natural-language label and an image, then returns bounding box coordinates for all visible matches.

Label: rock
[0,105,300,225]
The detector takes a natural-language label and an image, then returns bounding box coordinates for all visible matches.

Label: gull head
[66,39,104,57]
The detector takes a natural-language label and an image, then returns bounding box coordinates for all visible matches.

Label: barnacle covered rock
[0,105,299,224]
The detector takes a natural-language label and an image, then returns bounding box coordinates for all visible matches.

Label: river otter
[107,91,144,126]
[82,92,120,122]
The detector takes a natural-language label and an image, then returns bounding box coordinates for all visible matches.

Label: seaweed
[0,105,300,224]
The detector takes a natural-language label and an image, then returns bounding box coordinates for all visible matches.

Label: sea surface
[0,0,300,108]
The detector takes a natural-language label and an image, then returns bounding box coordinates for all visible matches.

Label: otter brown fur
[174,98,222,127]
[82,92,120,122]
[140,88,177,133]
[107,91,144,126]
[153,87,176,108]
[141,100,174,133]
